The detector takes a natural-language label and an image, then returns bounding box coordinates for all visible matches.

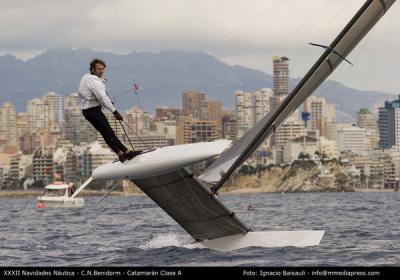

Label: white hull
[200,230,325,251]
[92,140,231,180]
[37,197,84,208]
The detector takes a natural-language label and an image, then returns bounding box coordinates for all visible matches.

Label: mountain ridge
[0,48,396,122]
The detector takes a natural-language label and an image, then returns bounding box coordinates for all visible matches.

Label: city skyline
[0,53,397,190]
[2,86,400,190]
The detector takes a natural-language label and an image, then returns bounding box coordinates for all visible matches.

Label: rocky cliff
[222,161,354,193]
[121,160,354,194]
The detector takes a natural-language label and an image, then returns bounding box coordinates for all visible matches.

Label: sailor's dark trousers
[82,106,127,154]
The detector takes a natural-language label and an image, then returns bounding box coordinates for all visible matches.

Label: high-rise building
[27,92,62,134]
[129,135,168,150]
[32,150,53,186]
[153,120,177,146]
[357,108,379,150]
[283,136,319,164]
[64,92,79,111]
[273,56,289,97]
[357,108,377,130]
[182,91,205,118]
[0,103,17,145]
[16,113,28,144]
[27,98,47,132]
[378,96,400,149]
[235,89,273,138]
[270,56,302,126]
[81,142,116,177]
[176,118,219,144]
[273,121,306,148]
[221,111,237,140]
[155,107,181,120]
[201,101,223,123]
[63,93,97,145]
[235,91,253,138]
[272,120,305,164]
[254,88,273,123]
[125,107,150,138]
[303,96,336,137]
[64,148,80,183]
[319,136,340,159]
[337,125,367,154]
[43,92,62,127]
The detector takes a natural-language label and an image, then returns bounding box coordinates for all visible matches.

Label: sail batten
[200,0,396,192]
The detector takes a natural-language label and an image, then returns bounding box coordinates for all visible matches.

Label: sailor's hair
[90,58,106,74]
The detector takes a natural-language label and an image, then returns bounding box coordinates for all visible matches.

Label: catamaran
[71,0,396,251]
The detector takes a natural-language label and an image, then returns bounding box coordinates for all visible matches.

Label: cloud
[0,0,366,52]
[0,0,399,93]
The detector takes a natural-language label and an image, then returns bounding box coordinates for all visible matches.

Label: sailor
[79,58,141,162]
[68,182,75,197]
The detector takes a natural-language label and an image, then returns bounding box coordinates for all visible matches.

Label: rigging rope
[112,82,153,151]
[120,120,153,151]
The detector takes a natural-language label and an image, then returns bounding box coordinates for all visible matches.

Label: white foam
[139,233,201,250]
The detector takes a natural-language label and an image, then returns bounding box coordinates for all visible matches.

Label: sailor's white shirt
[78,73,116,112]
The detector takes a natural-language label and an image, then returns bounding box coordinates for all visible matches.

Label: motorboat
[36,182,84,208]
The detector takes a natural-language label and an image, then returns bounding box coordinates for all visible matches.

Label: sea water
[0,192,398,266]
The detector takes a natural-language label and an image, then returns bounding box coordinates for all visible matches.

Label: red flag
[133,83,139,92]
[54,172,61,180]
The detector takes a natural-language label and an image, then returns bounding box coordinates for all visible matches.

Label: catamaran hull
[92,140,232,180]
[200,230,325,251]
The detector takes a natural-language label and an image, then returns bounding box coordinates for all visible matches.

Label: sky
[1,0,399,94]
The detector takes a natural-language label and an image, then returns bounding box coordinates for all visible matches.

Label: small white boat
[36,182,84,208]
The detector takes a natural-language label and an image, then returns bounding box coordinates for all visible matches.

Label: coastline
[0,190,131,199]
[0,187,396,198]
[353,188,396,193]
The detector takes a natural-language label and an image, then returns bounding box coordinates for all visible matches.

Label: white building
[63,93,97,145]
[319,136,339,159]
[304,96,336,137]
[235,88,273,138]
[16,112,28,144]
[130,135,168,150]
[43,92,62,127]
[254,88,273,123]
[0,102,17,145]
[235,90,253,138]
[357,108,379,150]
[82,142,116,177]
[283,135,319,164]
[337,125,367,154]
[125,107,151,137]
[27,92,62,133]
[64,92,79,111]
[153,120,177,145]
[27,98,47,132]
[9,153,33,182]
